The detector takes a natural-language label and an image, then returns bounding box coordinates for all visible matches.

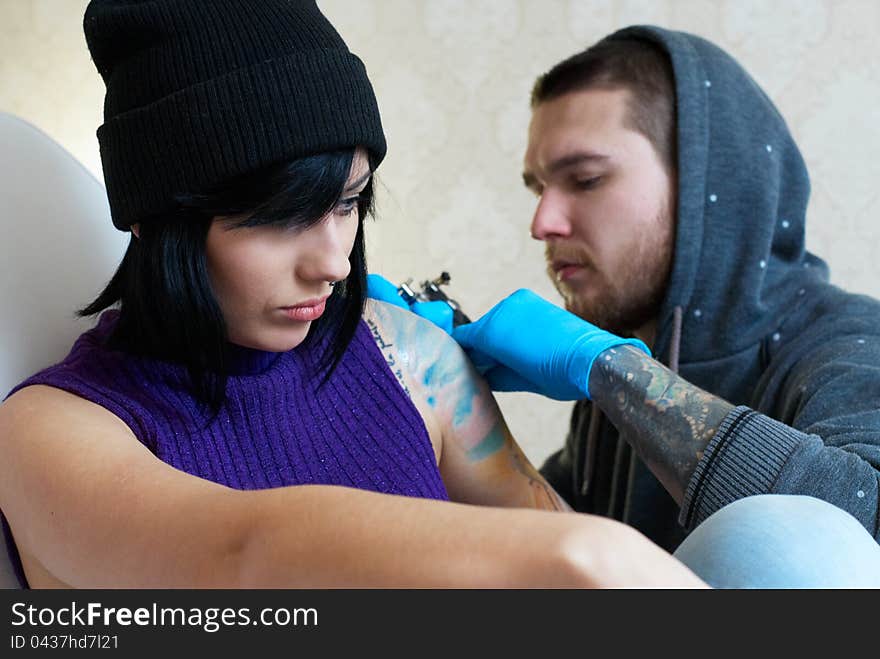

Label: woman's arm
[364,300,571,511]
[0,385,704,587]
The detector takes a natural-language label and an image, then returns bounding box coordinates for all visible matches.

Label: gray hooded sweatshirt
[540,26,880,551]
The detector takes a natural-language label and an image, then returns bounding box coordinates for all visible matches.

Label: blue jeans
[673,495,880,588]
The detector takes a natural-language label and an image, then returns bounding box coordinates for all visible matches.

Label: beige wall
[2,0,879,466]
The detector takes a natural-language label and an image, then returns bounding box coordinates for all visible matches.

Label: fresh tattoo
[504,428,571,511]
[466,423,506,461]
[365,316,411,398]
[588,344,734,503]
[366,300,569,512]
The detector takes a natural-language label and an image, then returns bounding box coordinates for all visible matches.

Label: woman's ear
[131,223,140,239]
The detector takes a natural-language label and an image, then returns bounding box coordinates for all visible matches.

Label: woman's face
[205,149,371,352]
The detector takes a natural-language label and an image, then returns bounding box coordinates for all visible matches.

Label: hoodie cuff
[679,406,804,531]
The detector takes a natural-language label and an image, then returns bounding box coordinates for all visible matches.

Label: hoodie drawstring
[669,305,682,375]
[580,404,601,496]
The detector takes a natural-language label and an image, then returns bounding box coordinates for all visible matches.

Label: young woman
[0,0,704,588]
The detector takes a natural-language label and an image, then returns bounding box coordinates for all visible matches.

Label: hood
[610,26,830,366]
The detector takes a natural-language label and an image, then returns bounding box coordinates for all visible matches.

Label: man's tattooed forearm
[588,344,734,503]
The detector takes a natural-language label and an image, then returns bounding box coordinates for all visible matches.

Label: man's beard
[545,208,675,337]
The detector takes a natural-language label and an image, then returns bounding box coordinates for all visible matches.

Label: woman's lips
[280,296,328,322]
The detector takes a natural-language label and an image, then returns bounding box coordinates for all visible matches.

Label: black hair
[79,148,375,416]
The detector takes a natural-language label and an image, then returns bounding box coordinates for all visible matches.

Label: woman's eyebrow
[344,171,372,193]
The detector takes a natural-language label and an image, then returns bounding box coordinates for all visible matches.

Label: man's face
[523,88,676,339]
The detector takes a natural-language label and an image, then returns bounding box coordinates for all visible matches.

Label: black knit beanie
[84,0,387,231]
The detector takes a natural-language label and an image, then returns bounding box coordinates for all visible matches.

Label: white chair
[0,112,128,588]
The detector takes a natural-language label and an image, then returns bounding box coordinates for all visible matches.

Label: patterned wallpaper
[2,0,878,466]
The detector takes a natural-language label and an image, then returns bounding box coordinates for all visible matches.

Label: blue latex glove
[451,289,651,400]
[366,273,454,334]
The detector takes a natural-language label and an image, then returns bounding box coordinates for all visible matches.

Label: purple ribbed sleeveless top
[7,310,449,500]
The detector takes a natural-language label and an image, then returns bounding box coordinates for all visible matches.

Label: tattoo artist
[369,26,880,587]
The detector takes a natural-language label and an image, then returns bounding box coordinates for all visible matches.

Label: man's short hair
[531,37,677,173]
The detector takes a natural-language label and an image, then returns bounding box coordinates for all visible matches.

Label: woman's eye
[335,196,360,217]
[575,176,601,190]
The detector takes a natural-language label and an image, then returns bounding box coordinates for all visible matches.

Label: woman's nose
[297,218,352,283]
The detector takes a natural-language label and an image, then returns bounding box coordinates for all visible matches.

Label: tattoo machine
[397,272,472,327]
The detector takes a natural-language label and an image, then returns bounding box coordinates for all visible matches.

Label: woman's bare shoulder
[0,384,134,437]
[362,299,459,458]
[362,299,464,375]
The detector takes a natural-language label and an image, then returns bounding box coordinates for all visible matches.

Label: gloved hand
[366,273,454,334]
[451,289,651,400]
